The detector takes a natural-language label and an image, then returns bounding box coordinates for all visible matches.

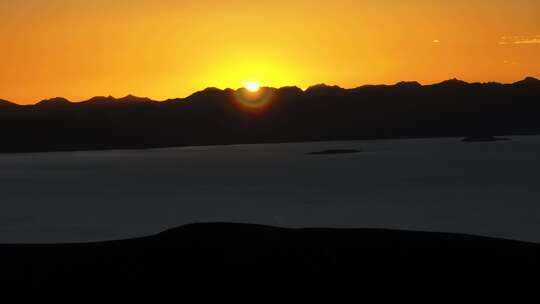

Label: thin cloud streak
[499,35,540,45]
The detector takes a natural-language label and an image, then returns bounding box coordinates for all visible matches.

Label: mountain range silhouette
[1,78,539,153]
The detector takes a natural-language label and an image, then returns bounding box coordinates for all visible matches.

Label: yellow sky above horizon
[1,0,539,104]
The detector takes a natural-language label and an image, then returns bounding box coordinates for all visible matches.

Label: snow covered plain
[1,136,540,243]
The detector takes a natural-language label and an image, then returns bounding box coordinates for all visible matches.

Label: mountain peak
[429,78,469,88]
[201,87,223,92]
[514,77,540,86]
[117,95,152,103]
[278,86,304,94]
[84,96,116,103]
[440,78,468,85]
[187,87,227,99]
[36,97,72,106]
[395,81,422,88]
[305,84,342,93]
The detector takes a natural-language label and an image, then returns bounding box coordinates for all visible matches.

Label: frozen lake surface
[1,136,540,243]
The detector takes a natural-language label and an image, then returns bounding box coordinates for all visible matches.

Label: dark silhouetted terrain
[1,223,538,291]
[1,78,540,153]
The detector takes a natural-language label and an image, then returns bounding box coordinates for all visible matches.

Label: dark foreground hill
[1,78,540,153]
[1,223,539,292]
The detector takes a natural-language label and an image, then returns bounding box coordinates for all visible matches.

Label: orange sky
[1,0,539,104]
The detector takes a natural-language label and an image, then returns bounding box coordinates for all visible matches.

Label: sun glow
[242,81,260,92]
[234,83,275,112]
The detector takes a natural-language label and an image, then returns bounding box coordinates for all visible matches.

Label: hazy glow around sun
[242,81,260,92]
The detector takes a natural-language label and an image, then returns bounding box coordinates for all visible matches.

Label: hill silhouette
[0,223,538,291]
[35,97,72,109]
[0,99,17,108]
[1,78,540,153]
[514,76,540,86]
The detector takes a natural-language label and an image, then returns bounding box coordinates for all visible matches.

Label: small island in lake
[306,149,362,155]
[461,136,512,142]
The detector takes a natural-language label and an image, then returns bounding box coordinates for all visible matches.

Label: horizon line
[2,76,539,106]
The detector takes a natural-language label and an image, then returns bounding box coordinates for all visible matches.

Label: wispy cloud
[499,35,540,45]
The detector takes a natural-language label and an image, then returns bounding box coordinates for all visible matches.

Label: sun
[242,81,260,92]
[234,81,274,111]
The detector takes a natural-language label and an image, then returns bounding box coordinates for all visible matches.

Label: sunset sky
[1,0,539,104]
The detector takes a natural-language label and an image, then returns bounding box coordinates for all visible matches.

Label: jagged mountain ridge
[0,77,539,153]
[1,77,538,106]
